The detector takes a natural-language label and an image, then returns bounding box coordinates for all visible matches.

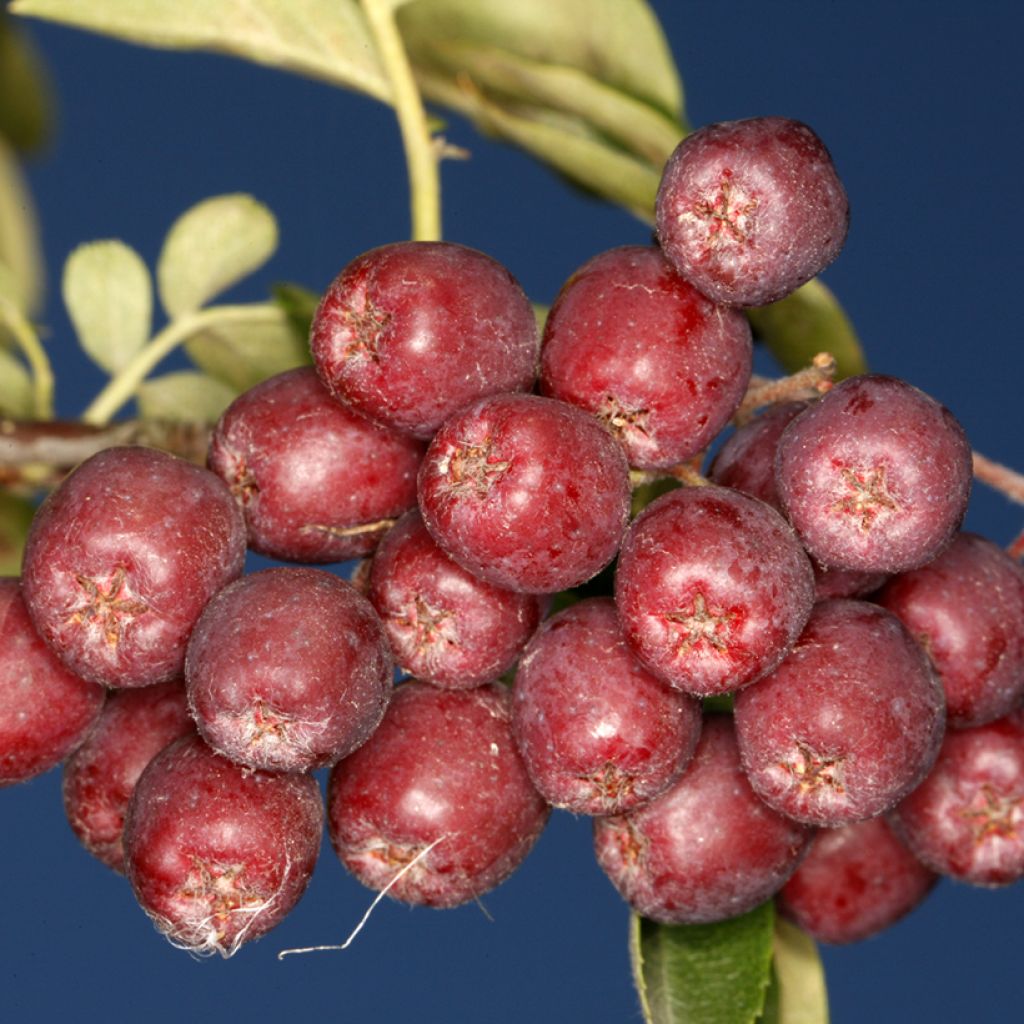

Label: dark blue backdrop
[4,3,1022,1022]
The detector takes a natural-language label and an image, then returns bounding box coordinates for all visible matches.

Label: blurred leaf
[747,279,866,381]
[0,347,33,416]
[271,281,320,342]
[158,194,278,318]
[531,302,548,335]
[757,919,829,1024]
[0,489,35,575]
[631,476,680,518]
[399,0,685,219]
[137,370,238,423]
[631,903,776,1024]
[184,306,310,392]
[62,240,152,374]
[0,12,54,152]
[10,0,391,103]
[0,136,43,314]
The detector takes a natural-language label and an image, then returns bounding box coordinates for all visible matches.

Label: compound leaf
[62,239,152,374]
[0,489,34,576]
[757,919,829,1024]
[10,0,390,103]
[0,136,43,314]
[137,370,238,423]
[158,194,278,318]
[0,347,33,416]
[631,903,776,1024]
[0,10,55,152]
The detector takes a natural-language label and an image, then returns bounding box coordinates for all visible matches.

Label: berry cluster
[3,115,1022,957]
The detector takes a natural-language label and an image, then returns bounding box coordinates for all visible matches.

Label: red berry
[0,579,105,786]
[21,447,246,688]
[540,245,752,468]
[512,598,702,814]
[62,679,195,872]
[123,733,323,956]
[656,116,849,306]
[593,715,810,924]
[328,681,549,908]
[185,568,392,772]
[310,241,538,439]
[208,367,425,562]
[876,532,1024,728]
[890,712,1024,887]
[367,510,541,689]
[734,599,946,826]
[615,485,815,696]
[418,393,631,594]
[775,375,972,574]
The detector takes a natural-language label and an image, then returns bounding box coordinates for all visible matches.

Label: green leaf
[10,0,390,103]
[183,306,310,392]
[746,279,866,381]
[0,347,33,416]
[62,240,152,374]
[271,281,321,342]
[0,136,43,314]
[759,919,829,1024]
[158,194,278,318]
[0,11,54,152]
[0,489,35,576]
[137,370,238,423]
[631,903,776,1024]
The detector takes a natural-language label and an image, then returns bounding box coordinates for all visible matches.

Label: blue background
[4,2,1023,1022]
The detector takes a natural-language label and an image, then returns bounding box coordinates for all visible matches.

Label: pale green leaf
[184,306,310,391]
[0,347,33,416]
[399,0,682,118]
[271,281,320,342]
[0,11,55,152]
[0,136,43,314]
[631,903,776,1024]
[137,370,239,423]
[0,489,35,576]
[746,279,866,381]
[62,240,152,374]
[158,194,278,318]
[10,0,390,103]
[762,919,829,1024]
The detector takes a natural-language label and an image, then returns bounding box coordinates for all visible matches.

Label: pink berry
[890,711,1024,887]
[734,599,946,826]
[367,510,541,689]
[418,393,631,594]
[615,485,815,696]
[539,245,752,468]
[185,567,392,772]
[0,579,105,786]
[21,446,246,688]
[310,241,538,439]
[208,367,425,562]
[656,116,849,306]
[876,532,1024,729]
[593,714,811,924]
[512,598,701,814]
[123,733,323,956]
[62,679,195,872]
[775,375,972,574]
[328,681,549,908]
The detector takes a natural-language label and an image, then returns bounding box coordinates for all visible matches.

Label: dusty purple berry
[876,532,1024,729]
[512,598,702,815]
[418,393,631,594]
[21,447,246,688]
[734,599,946,826]
[775,375,972,574]
[208,367,424,562]
[615,485,815,696]
[778,817,937,944]
[368,510,541,689]
[328,681,549,908]
[540,245,752,468]
[310,241,538,439]
[656,116,849,306]
[593,715,811,924]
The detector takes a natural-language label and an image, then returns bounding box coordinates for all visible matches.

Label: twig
[735,352,837,424]
[972,451,1024,507]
